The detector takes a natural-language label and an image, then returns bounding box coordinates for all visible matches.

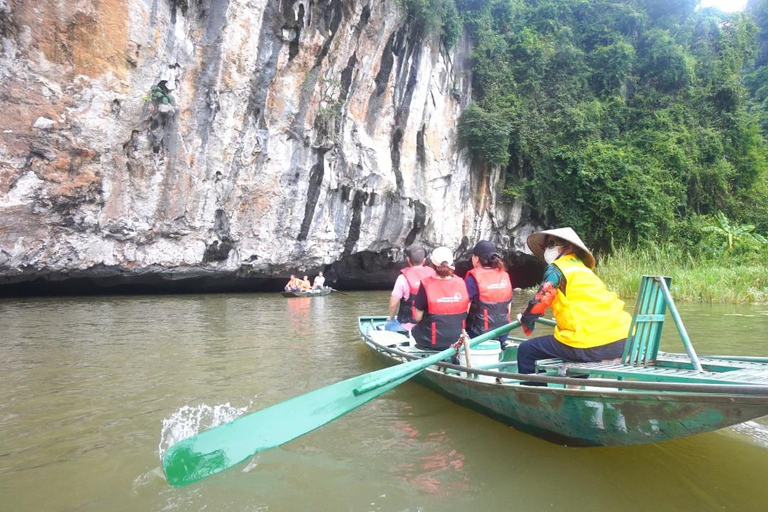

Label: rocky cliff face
[0,0,540,294]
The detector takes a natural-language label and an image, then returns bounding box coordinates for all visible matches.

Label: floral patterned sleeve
[520,264,566,336]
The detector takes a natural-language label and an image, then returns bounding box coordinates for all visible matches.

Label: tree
[701,211,768,251]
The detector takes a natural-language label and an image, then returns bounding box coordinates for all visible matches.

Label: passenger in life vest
[411,246,470,351]
[384,245,437,332]
[465,240,513,347]
[285,275,300,292]
[299,275,311,291]
[515,228,632,382]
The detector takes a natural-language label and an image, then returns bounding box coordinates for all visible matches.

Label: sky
[699,0,748,12]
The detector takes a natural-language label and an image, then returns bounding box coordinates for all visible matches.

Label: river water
[2,290,768,511]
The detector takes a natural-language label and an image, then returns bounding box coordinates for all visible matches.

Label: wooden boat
[358,276,768,447]
[281,288,332,298]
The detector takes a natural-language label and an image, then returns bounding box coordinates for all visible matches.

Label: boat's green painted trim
[353,320,521,395]
[623,276,669,365]
[359,316,768,394]
[359,316,768,446]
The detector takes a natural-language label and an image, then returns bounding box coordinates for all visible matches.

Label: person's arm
[519,264,564,336]
[387,275,408,320]
[412,284,428,322]
[387,295,400,320]
[465,274,478,313]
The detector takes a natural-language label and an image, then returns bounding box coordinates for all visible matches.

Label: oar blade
[162,364,420,487]
[163,320,523,487]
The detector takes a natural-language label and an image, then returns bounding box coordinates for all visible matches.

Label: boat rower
[515,227,632,383]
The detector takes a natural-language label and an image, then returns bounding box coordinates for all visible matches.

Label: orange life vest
[466,267,513,337]
[412,276,469,350]
[396,266,437,324]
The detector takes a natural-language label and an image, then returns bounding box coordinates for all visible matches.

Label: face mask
[544,246,562,264]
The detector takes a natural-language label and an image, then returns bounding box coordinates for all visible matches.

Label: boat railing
[371,339,768,395]
[623,275,702,370]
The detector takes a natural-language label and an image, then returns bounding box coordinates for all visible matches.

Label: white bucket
[458,341,502,368]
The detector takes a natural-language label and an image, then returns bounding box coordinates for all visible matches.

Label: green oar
[162,320,520,487]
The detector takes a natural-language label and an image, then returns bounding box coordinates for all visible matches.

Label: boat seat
[537,353,768,376]
[536,357,619,375]
[367,330,411,348]
[621,275,672,365]
[536,360,768,385]
[655,352,768,371]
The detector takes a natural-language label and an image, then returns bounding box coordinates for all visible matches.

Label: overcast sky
[699,0,748,11]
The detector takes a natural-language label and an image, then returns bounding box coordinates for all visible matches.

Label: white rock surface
[32,117,56,131]
[0,0,534,287]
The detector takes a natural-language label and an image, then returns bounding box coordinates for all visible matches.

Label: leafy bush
[457,104,512,166]
[149,83,174,105]
[401,0,462,48]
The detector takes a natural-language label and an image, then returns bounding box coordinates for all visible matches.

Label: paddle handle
[462,332,472,368]
[353,321,521,396]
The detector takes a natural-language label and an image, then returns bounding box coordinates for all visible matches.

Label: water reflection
[391,420,468,494]
[1,291,768,511]
[286,297,312,338]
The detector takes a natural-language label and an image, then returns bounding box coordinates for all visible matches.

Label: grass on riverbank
[595,245,768,304]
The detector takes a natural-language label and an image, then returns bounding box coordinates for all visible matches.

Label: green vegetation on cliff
[401,0,463,47]
[453,0,768,256]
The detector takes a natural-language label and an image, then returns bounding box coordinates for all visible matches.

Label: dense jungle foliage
[408,0,768,269]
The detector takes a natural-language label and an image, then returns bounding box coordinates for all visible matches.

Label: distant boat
[281,288,332,298]
[358,276,768,447]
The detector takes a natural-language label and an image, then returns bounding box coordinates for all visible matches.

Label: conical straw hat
[526,227,596,269]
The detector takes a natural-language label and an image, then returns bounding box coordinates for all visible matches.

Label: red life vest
[396,266,437,324]
[413,276,469,350]
[466,268,513,338]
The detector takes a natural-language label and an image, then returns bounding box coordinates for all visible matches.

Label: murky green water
[2,291,768,511]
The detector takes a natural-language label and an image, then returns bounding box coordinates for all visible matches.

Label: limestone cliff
[0,0,539,293]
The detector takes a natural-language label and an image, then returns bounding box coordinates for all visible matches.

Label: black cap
[406,245,426,264]
[472,240,498,259]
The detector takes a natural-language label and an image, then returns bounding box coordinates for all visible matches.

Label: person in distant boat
[465,240,513,347]
[285,275,301,292]
[313,272,326,289]
[385,245,437,332]
[515,227,632,382]
[299,275,311,291]
[411,246,470,351]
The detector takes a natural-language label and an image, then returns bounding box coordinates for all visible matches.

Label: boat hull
[281,288,331,298]
[360,317,768,447]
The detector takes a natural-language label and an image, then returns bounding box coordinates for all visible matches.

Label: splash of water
[158,399,255,460]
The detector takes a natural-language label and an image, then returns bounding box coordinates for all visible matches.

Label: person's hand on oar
[162,320,521,487]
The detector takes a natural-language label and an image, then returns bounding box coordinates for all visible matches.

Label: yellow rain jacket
[551,254,632,348]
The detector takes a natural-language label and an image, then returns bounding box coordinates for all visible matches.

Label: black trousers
[517,334,626,374]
